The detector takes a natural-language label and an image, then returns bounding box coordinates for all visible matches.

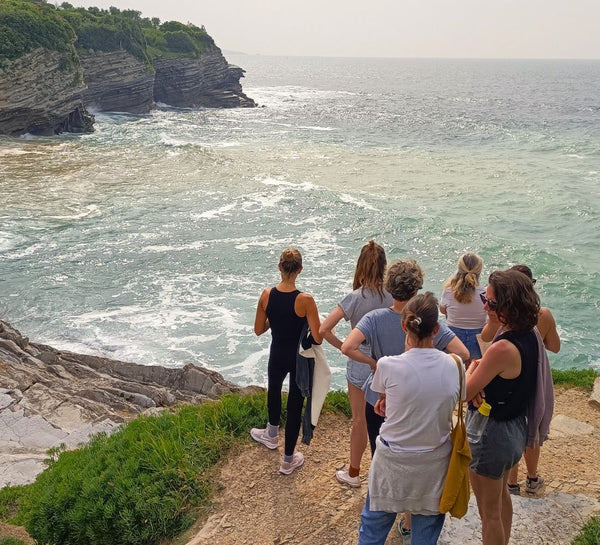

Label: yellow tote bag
[439,354,472,518]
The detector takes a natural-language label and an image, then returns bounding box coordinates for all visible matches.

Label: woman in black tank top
[465,270,540,545]
[250,249,322,475]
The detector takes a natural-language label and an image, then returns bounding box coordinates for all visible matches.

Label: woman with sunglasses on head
[319,241,393,488]
[251,248,323,475]
[481,264,560,496]
[466,269,540,545]
[440,253,487,362]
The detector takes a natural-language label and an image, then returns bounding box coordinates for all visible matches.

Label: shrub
[19,393,268,545]
[0,390,353,545]
[0,538,26,545]
[0,485,30,525]
[0,0,77,64]
[164,31,197,54]
[323,390,352,418]
[59,7,151,67]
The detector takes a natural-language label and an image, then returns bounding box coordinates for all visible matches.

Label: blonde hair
[444,253,483,304]
[352,240,387,298]
[278,248,303,277]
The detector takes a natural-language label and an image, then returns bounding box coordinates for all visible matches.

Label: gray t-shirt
[339,287,394,363]
[357,307,456,405]
[339,287,393,328]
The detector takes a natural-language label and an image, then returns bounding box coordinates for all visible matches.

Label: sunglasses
[479,293,498,311]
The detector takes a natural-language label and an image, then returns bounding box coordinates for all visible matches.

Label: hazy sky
[71,0,600,59]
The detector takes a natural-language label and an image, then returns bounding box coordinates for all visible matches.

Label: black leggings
[268,358,304,457]
[365,401,385,456]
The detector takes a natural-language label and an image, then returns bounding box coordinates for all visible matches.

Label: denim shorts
[449,326,483,360]
[468,412,527,479]
[346,359,373,389]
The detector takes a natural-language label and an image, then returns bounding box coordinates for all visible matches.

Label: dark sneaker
[525,475,545,495]
[507,483,521,495]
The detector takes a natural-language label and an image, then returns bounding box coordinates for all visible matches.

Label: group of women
[251,243,555,545]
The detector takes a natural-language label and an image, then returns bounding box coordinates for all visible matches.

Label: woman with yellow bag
[356,292,465,545]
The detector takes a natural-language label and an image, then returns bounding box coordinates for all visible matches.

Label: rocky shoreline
[0,319,256,488]
[0,46,255,137]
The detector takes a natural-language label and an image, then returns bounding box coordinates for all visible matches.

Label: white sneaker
[250,427,279,450]
[279,452,304,475]
[336,469,361,488]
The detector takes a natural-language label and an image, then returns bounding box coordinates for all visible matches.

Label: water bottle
[466,400,491,443]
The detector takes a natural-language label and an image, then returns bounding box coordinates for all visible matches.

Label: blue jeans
[357,493,446,545]
[448,326,483,360]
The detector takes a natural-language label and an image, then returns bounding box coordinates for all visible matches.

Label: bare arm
[254,289,270,336]
[341,328,377,371]
[439,304,448,317]
[319,305,346,350]
[465,340,520,401]
[480,315,501,342]
[446,336,470,362]
[537,307,561,353]
[296,293,323,344]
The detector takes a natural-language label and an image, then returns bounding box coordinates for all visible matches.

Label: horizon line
[222,51,600,62]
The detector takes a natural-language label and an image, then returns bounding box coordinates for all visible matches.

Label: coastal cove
[1,56,599,389]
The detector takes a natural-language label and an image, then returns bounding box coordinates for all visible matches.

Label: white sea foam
[45,204,101,221]
[0,148,29,156]
[339,193,378,211]
[197,203,237,219]
[259,177,318,192]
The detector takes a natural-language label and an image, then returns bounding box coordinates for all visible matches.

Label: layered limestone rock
[0,319,257,486]
[153,48,256,108]
[80,50,155,113]
[0,48,94,137]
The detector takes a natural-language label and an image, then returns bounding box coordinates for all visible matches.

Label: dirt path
[1,387,598,545]
[185,387,600,545]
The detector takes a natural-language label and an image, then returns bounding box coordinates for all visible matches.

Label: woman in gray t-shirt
[320,241,392,488]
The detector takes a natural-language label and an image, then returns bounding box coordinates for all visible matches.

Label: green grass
[0,485,29,525]
[323,390,352,418]
[0,391,351,545]
[552,368,598,390]
[0,538,26,545]
[572,517,600,545]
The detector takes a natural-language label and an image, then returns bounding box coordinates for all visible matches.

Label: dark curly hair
[385,259,424,302]
[402,292,439,340]
[488,269,540,332]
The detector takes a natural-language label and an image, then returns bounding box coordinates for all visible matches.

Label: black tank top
[266,287,307,344]
[485,329,538,421]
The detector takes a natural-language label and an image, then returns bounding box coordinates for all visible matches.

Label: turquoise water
[1,56,599,388]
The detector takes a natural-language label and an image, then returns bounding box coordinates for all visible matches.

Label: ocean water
[0,56,599,389]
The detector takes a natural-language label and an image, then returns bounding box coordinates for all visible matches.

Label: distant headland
[0,0,256,137]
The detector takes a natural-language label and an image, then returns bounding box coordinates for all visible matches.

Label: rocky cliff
[0,319,257,487]
[80,50,155,114]
[153,49,256,108]
[0,48,94,137]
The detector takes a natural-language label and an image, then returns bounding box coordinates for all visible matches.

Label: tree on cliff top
[1,1,219,69]
[58,5,152,67]
[0,0,77,66]
[143,19,216,59]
